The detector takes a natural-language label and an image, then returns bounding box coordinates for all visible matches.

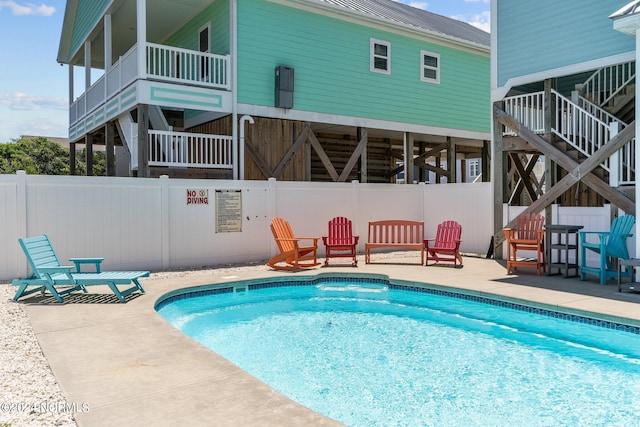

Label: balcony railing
[146,43,230,89]
[69,42,231,126]
[148,130,233,169]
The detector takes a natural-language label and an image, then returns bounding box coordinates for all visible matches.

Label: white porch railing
[148,130,233,169]
[503,91,545,136]
[69,43,231,126]
[146,43,230,90]
[581,61,635,107]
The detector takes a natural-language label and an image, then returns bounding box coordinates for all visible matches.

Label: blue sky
[0,0,490,143]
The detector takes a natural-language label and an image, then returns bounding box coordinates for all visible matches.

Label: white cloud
[0,1,55,16]
[405,1,429,10]
[0,92,66,111]
[452,11,490,33]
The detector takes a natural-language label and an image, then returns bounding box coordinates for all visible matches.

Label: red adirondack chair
[424,220,463,267]
[322,216,359,266]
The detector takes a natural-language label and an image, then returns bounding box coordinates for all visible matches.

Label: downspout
[231,0,239,179]
[239,115,254,179]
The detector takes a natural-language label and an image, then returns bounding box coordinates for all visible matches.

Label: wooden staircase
[494,61,637,245]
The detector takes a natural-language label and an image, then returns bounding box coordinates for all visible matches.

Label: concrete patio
[15,253,640,426]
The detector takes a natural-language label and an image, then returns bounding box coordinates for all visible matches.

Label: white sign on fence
[215,189,242,233]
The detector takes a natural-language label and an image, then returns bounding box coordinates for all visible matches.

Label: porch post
[106,122,116,176]
[104,14,112,70]
[447,136,456,183]
[403,132,414,184]
[137,104,149,177]
[358,127,367,183]
[136,0,147,79]
[84,41,91,89]
[492,101,505,258]
[481,140,490,182]
[68,65,74,173]
[68,64,74,105]
[85,135,93,176]
[70,142,76,175]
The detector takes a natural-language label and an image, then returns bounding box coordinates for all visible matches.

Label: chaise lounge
[12,234,149,303]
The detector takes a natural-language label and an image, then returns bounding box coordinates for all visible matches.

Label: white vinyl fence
[0,172,626,281]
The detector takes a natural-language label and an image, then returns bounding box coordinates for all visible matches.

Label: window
[370,39,391,74]
[420,50,440,84]
[469,159,480,177]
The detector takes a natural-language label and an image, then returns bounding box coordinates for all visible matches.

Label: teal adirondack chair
[578,215,635,285]
[12,234,149,303]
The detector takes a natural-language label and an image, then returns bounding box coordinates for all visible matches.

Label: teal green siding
[164,1,230,55]
[497,0,635,88]
[70,0,111,57]
[237,0,490,133]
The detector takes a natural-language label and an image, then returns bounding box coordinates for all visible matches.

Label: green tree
[0,137,106,176]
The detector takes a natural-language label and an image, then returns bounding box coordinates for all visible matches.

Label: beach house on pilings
[57,0,490,183]
[492,0,640,250]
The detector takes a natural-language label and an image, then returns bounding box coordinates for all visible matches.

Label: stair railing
[552,89,611,171]
[580,61,635,108]
[575,93,629,127]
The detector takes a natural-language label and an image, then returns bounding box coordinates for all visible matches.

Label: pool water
[157,280,640,427]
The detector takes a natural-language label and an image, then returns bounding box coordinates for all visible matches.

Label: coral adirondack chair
[578,214,635,285]
[424,220,463,267]
[267,217,320,270]
[503,212,545,275]
[322,216,359,266]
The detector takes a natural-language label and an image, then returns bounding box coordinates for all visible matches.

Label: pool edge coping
[154,272,640,335]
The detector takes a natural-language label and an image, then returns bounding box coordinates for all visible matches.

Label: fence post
[419,182,426,227]
[351,180,360,249]
[267,177,277,257]
[160,175,170,269]
[16,171,27,277]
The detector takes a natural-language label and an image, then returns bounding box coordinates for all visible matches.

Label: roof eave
[611,13,640,36]
[57,0,78,64]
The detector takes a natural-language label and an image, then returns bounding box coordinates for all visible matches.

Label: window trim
[198,22,211,53]
[420,50,440,84]
[198,22,211,82]
[370,38,391,75]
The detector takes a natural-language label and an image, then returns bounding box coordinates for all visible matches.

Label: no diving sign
[186,189,209,205]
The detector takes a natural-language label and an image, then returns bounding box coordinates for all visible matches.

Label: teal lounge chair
[12,234,149,303]
[578,215,635,285]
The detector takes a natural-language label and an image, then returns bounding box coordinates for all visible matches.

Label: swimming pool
[156,274,640,426]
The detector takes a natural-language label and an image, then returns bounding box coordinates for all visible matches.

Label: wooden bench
[365,220,425,264]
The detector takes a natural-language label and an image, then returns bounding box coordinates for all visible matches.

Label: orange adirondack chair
[424,220,463,267]
[322,216,359,266]
[267,217,320,270]
[503,212,545,275]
